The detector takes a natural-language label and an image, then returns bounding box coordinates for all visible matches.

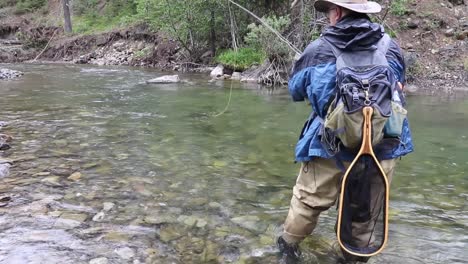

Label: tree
[63,0,73,33]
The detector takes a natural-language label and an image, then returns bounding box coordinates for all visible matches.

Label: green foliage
[244,15,291,60]
[73,0,99,16]
[72,0,138,33]
[15,0,46,14]
[216,48,266,71]
[390,0,409,16]
[0,0,16,8]
[134,0,220,57]
[134,46,151,59]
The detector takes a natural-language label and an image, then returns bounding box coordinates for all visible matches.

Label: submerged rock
[92,211,106,222]
[89,257,109,264]
[67,172,82,181]
[0,163,11,178]
[114,247,135,260]
[146,75,180,84]
[102,202,115,212]
[0,68,23,80]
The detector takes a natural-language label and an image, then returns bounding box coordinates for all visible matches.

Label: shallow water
[0,63,467,264]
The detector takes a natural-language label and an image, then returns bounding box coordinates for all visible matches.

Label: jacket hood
[322,14,384,51]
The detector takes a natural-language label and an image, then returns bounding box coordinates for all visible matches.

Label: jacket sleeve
[386,40,406,85]
[288,57,310,102]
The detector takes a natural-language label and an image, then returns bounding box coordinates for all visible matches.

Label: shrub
[216,48,266,71]
[244,15,292,61]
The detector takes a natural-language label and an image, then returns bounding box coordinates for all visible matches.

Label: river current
[0,63,467,264]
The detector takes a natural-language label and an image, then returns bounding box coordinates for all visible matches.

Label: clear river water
[0,63,467,264]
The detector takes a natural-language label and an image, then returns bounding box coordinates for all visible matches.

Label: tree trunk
[210,9,216,56]
[63,0,72,33]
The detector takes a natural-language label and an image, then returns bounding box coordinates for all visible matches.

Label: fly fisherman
[277,0,414,262]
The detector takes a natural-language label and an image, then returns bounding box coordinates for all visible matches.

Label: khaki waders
[282,157,396,246]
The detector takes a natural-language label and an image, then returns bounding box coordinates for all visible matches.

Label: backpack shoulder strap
[324,33,392,70]
[376,34,392,56]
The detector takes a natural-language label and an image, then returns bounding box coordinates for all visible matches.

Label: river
[0,63,467,264]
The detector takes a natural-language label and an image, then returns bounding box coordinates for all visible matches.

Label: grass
[390,0,409,16]
[216,48,266,71]
[73,13,138,34]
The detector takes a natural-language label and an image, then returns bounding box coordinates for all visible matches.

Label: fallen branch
[32,29,58,62]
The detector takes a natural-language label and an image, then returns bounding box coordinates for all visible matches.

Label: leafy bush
[216,48,266,71]
[244,15,292,60]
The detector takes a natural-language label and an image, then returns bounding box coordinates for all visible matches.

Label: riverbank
[0,0,467,93]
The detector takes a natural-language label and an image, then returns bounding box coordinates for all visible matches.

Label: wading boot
[341,249,370,263]
[277,236,301,263]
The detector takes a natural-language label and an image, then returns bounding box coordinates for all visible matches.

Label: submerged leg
[351,159,396,248]
[282,158,344,244]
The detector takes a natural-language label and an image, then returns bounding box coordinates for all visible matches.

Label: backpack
[321,34,407,155]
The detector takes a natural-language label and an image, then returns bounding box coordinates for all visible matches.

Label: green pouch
[384,102,407,138]
[324,101,387,149]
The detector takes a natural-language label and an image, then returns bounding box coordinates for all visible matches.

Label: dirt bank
[0,0,467,93]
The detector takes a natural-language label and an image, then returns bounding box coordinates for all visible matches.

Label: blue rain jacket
[289,14,414,162]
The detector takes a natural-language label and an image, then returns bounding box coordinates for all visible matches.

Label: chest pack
[322,34,407,155]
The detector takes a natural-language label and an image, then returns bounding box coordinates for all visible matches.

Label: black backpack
[321,34,407,155]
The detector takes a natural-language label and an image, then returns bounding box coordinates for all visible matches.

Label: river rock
[0,134,13,142]
[146,75,180,84]
[0,142,10,150]
[231,215,267,232]
[54,218,83,229]
[0,163,11,178]
[67,172,82,181]
[103,202,115,212]
[159,224,184,242]
[210,65,224,79]
[41,176,62,186]
[89,257,108,264]
[92,211,106,222]
[0,68,23,80]
[231,72,242,80]
[115,247,135,260]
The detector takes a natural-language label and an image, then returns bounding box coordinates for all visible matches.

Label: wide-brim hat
[314,0,382,14]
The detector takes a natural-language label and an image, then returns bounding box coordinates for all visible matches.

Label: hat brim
[314,0,382,14]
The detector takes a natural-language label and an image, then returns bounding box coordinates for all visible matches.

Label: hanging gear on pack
[321,34,407,156]
[320,33,408,258]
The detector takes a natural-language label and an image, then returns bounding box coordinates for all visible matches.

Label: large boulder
[210,64,224,79]
[146,75,180,84]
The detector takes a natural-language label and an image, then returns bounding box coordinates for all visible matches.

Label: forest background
[0,0,466,91]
